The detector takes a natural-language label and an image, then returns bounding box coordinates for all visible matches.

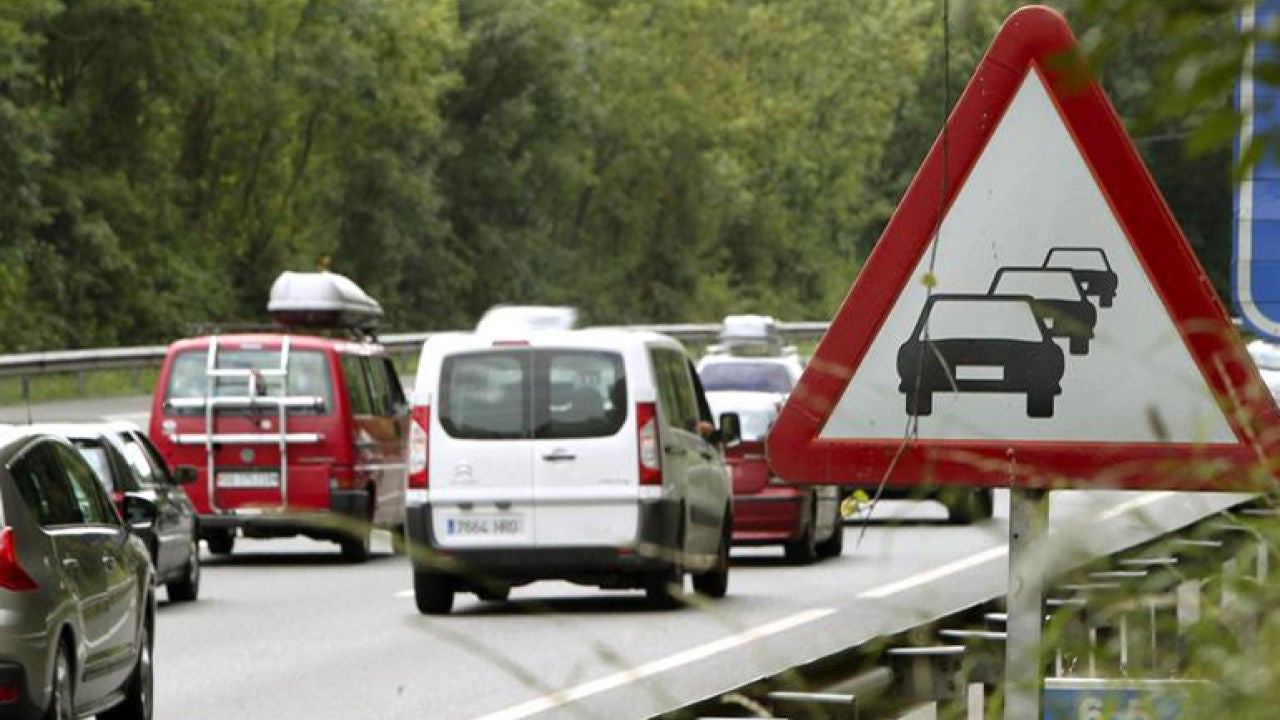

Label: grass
[0,367,160,406]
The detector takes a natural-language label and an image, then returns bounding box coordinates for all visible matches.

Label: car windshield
[164,348,334,415]
[1252,343,1280,371]
[991,270,1082,301]
[69,439,122,493]
[707,399,777,442]
[924,299,1043,341]
[1045,248,1109,271]
[698,362,792,393]
[439,349,627,440]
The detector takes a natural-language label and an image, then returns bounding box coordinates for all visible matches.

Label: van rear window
[439,350,627,440]
[164,349,334,415]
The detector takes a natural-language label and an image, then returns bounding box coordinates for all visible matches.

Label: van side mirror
[173,465,198,485]
[718,412,742,446]
[122,495,157,532]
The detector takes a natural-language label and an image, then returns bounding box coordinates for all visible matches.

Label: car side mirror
[718,412,742,447]
[173,465,198,485]
[121,495,157,531]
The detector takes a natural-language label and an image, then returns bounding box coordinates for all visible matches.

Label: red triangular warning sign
[767,6,1278,491]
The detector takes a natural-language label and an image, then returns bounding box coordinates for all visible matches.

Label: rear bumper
[0,662,43,720]
[731,489,807,544]
[198,489,369,540]
[405,499,682,583]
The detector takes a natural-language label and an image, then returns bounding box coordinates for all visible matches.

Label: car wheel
[1101,294,1114,308]
[99,624,152,720]
[783,505,818,565]
[206,531,234,556]
[904,389,933,416]
[815,510,845,559]
[692,517,730,598]
[166,539,200,602]
[475,584,510,602]
[45,641,74,720]
[339,530,371,563]
[945,489,994,524]
[644,558,685,608]
[1069,336,1089,355]
[1026,391,1054,418]
[414,569,455,615]
[390,524,407,556]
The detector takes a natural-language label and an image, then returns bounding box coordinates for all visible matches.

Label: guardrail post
[76,370,86,396]
[1005,487,1048,720]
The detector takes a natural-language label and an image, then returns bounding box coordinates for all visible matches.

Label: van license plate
[216,471,280,489]
[445,516,522,537]
[955,366,1004,381]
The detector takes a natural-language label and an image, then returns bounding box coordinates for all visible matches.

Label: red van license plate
[216,471,281,489]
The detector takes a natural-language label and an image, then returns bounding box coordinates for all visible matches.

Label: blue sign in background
[1043,680,1200,720]
[1235,0,1280,340]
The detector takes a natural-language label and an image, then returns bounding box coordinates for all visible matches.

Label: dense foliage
[0,0,1239,351]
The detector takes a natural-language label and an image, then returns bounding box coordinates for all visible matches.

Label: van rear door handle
[664,444,687,456]
[542,451,576,462]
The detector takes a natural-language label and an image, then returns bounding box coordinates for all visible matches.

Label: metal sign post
[1005,487,1048,720]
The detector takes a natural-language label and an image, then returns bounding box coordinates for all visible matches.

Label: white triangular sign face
[820,71,1234,445]
[768,7,1276,490]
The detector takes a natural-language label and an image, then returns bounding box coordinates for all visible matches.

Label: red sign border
[767,5,1278,491]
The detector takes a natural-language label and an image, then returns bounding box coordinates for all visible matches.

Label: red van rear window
[164,349,334,416]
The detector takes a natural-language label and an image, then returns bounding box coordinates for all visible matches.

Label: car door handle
[698,449,714,461]
[542,451,576,462]
[664,444,687,456]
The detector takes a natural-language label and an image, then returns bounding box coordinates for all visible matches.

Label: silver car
[0,428,155,719]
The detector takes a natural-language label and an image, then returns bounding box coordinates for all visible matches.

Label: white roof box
[711,314,789,356]
[268,271,382,330]
[475,305,578,336]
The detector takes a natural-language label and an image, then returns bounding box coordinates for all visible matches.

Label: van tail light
[636,402,663,486]
[0,528,37,592]
[408,405,430,489]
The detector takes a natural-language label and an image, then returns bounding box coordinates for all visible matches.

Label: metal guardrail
[0,323,831,381]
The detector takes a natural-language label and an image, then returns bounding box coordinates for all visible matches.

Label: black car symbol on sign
[1042,247,1117,308]
[988,267,1097,355]
[897,294,1066,418]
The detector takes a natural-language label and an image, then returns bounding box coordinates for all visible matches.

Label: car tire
[45,641,74,720]
[692,517,731,598]
[815,513,844,559]
[390,524,408,556]
[1069,336,1089,355]
[1101,294,1114,308]
[166,540,200,603]
[475,584,510,603]
[99,623,152,720]
[414,569,455,615]
[340,530,371,564]
[783,506,818,565]
[206,531,234,556]
[1026,391,1054,418]
[945,489,994,525]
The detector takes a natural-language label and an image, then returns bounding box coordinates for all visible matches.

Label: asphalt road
[0,396,1255,719]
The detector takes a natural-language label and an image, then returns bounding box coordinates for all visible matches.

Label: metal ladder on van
[166,336,324,514]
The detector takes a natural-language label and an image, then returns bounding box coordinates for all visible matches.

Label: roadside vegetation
[0,0,1236,352]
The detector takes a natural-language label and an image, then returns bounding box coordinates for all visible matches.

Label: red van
[146,272,410,562]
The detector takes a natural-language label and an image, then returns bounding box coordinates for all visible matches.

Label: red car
[147,272,410,562]
[708,391,843,563]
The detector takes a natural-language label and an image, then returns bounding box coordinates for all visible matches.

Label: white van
[404,330,737,613]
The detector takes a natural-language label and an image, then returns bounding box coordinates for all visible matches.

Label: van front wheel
[692,517,731,598]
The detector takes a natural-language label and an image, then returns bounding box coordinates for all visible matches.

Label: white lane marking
[466,607,835,720]
[858,491,1175,601]
[857,545,1009,600]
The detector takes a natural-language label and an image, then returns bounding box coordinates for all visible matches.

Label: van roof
[422,328,684,354]
[166,333,385,356]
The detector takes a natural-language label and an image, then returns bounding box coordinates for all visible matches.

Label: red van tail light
[0,528,37,591]
[407,405,430,489]
[636,402,662,486]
